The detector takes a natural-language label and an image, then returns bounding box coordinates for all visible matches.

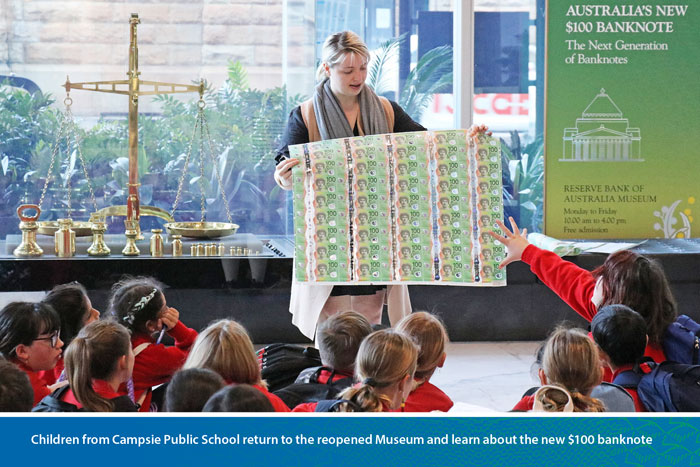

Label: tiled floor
[430,341,541,412]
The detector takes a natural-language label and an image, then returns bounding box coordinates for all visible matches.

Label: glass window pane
[0,1,316,248]
[473,0,544,233]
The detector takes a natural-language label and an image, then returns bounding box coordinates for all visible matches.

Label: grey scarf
[312,78,389,140]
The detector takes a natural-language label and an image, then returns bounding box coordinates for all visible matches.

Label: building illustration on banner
[561,89,642,162]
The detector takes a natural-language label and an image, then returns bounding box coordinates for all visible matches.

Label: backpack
[256,343,322,392]
[32,385,81,413]
[32,385,139,413]
[273,366,353,409]
[613,359,700,412]
[663,314,700,364]
[314,399,362,412]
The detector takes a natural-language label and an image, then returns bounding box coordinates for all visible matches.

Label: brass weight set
[13,14,240,258]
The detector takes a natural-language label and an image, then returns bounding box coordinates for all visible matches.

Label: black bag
[314,399,362,412]
[614,359,700,412]
[663,314,700,364]
[256,343,322,392]
[32,385,81,413]
[273,366,353,409]
[32,385,138,413]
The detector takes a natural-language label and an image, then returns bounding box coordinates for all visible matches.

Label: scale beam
[62,13,202,232]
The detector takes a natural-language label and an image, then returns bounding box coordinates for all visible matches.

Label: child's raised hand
[488,217,529,269]
[160,307,179,331]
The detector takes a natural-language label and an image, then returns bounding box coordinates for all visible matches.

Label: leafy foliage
[501,131,544,233]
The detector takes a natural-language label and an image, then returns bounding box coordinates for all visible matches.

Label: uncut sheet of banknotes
[289,130,506,286]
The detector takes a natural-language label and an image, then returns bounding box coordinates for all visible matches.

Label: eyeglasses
[34,330,60,348]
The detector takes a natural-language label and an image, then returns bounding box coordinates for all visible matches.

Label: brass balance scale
[13,14,237,258]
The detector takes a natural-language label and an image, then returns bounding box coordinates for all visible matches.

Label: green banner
[545,1,698,238]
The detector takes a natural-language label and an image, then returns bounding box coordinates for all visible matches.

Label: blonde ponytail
[338,329,418,412]
[64,321,131,412]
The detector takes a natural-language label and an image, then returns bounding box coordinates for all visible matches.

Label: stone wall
[0,0,315,116]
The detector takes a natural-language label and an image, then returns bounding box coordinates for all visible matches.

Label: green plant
[501,131,544,233]
[366,35,453,120]
[0,84,61,216]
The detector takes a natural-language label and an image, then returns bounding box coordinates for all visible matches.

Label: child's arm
[160,307,198,350]
[490,218,597,322]
[521,245,597,321]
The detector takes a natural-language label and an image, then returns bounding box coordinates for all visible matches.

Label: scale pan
[164,222,239,239]
[37,221,94,237]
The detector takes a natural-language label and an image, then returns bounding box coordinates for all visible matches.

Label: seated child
[512,326,605,412]
[183,319,290,412]
[274,311,372,408]
[109,276,198,411]
[40,281,101,385]
[203,384,274,412]
[0,358,34,411]
[34,321,138,412]
[591,304,648,412]
[490,218,676,372]
[396,311,453,412]
[520,340,634,412]
[293,329,418,412]
[165,368,225,412]
[0,302,63,406]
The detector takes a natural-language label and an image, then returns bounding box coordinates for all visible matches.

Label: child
[396,312,453,412]
[183,319,290,412]
[521,339,634,412]
[0,359,34,412]
[512,327,605,412]
[165,368,226,412]
[109,276,198,410]
[293,329,418,412]
[40,281,101,384]
[274,311,372,408]
[591,304,648,411]
[203,384,275,412]
[490,217,676,368]
[34,321,138,412]
[0,302,63,406]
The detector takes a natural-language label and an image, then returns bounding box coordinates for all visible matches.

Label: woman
[274,31,425,339]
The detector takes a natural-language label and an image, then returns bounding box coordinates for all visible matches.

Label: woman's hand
[273,158,300,191]
[468,124,492,143]
[159,307,179,331]
[488,217,529,269]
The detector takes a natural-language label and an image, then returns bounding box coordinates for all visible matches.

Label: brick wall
[0,0,315,116]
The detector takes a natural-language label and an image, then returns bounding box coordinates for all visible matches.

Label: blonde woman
[513,327,605,412]
[183,319,290,412]
[274,31,425,338]
[396,312,453,412]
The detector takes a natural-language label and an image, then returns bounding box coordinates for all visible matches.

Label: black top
[275,100,427,165]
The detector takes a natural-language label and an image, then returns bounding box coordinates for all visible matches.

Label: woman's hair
[64,320,131,412]
[541,327,605,412]
[396,311,448,380]
[183,319,262,387]
[42,282,91,348]
[339,329,418,412]
[165,368,226,412]
[316,31,370,81]
[202,384,274,413]
[108,276,165,334]
[593,250,676,345]
[0,302,60,359]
